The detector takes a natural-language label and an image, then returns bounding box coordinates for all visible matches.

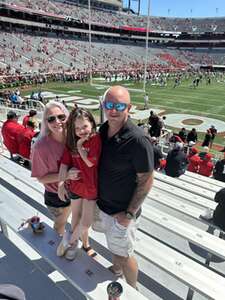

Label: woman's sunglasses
[47,114,66,123]
[104,101,127,112]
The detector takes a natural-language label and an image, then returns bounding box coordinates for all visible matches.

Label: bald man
[94,86,154,288]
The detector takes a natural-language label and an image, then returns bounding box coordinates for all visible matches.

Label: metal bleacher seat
[1,153,225,299]
[183,170,225,189]
[154,171,215,200]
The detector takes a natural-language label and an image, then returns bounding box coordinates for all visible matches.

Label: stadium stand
[1,150,225,299]
[1,1,225,299]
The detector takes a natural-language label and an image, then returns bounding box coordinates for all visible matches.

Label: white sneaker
[57,234,70,257]
[200,208,214,220]
[65,242,78,261]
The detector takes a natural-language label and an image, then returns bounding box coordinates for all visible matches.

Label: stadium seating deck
[1,151,225,299]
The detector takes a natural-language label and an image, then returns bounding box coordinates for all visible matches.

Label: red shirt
[2,120,25,154]
[61,133,102,200]
[18,127,36,159]
[187,154,201,173]
[22,115,30,127]
[198,160,213,177]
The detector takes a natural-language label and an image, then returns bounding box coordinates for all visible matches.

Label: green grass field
[21,77,225,145]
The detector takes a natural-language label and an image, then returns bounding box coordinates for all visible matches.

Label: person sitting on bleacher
[1,110,25,160]
[22,109,38,128]
[18,120,36,160]
[198,153,213,177]
[165,142,188,177]
[187,147,201,173]
[213,152,225,183]
[150,136,164,170]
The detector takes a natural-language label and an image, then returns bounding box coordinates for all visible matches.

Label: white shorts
[92,205,139,257]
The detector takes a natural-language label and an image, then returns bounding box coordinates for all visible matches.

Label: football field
[21,77,225,145]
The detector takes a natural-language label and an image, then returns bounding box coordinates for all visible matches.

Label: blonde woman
[31,101,79,235]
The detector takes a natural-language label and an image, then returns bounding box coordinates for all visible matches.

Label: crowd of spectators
[1,28,225,80]
[144,110,224,182]
[5,0,225,33]
[1,109,39,164]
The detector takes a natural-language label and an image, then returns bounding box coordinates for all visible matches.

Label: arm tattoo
[128,171,154,213]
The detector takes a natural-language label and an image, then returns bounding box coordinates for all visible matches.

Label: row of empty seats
[1,30,225,75]
[4,0,225,33]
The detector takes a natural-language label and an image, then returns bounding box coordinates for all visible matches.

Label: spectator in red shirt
[1,110,25,159]
[22,109,37,128]
[18,121,36,160]
[198,153,213,177]
[187,147,200,173]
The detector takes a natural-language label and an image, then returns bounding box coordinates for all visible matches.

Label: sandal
[108,265,123,278]
[82,246,97,257]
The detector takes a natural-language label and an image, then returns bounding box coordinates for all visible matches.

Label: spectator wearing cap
[165,142,188,177]
[1,111,25,159]
[169,133,183,144]
[213,152,225,182]
[23,110,38,128]
[187,147,200,173]
[198,146,209,160]
[198,153,213,177]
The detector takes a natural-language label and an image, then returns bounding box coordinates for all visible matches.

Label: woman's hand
[58,183,68,202]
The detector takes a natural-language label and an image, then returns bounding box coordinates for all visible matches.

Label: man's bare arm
[127,171,154,214]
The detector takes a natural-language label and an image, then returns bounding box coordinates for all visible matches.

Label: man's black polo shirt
[97,119,154,215]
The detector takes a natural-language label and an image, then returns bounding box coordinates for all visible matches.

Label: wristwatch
[125,211,136,220]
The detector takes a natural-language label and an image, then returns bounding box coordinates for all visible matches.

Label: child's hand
[67,168,80,180]
[58,183,68,202]
[77,136,89,148]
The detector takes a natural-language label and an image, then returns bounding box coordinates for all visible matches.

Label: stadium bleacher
[1,149,225,299]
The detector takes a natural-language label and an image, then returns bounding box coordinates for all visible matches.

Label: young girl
[57,108,101,260]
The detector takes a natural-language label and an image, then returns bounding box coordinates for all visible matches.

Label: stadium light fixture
[143,0,150,93]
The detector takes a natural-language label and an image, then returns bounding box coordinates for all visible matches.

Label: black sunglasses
[47,114,66,123]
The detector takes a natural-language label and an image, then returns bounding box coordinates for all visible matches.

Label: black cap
[7,110,20,119]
